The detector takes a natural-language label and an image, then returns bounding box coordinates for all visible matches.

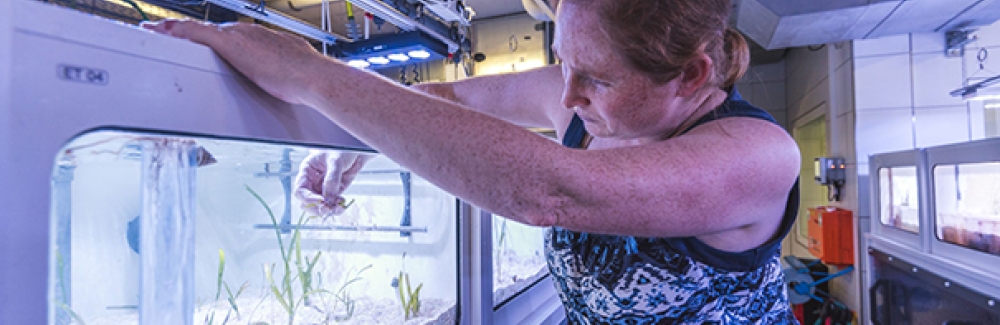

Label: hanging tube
[51,163,75,325]
[139,139,198,325]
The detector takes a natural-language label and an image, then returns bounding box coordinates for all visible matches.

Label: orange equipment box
[807,206,854,266]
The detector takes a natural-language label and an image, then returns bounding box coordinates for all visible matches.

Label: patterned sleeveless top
[547,88,801,324]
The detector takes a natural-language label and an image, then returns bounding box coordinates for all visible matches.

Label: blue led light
[367,56,391,65]
[347,60,371,68]
[387,53,410,62]
[407,50,431,59]
[336,31,451,70]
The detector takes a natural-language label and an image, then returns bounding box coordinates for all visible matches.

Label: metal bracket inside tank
[353,169,415,237]
[254,148,295,234]
[399,171,413,237]
[254,154,417,237]
[253,223,427,233]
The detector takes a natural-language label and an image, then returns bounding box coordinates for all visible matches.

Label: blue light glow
[367,56,390,65]
[347,60,371,68]
[387,53,410,62]
[407,50,431,59]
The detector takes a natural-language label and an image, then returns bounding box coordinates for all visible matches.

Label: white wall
[847,21,1000,323]
[781,40,863,312]
[737,61,788,129]
[852,24,999,170]
[473,13,547,76]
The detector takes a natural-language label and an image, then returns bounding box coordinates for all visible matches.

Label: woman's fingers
[322,154,348,201]
[141,19,220,45]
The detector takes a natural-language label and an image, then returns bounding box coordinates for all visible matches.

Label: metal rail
[254,223,429,233]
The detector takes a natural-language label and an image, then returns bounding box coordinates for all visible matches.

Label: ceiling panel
[465,0,526,19]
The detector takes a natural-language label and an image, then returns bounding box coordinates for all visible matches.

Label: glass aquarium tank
[879,166,920,233]
[490,215,547,307]
[869,249,1000,325]
[933,162,1000,255]
[49,130,459,325]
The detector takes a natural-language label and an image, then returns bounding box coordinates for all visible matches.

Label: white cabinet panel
[914,106,971,147]
[855,54,913,110]
[857,108,915,164]
[971,19,1000,49]
[854,54,912,111]
[911,53,965,108]
[910,32,944,55]
[854,34,910,58]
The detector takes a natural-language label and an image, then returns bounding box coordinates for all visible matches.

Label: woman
[143,0,801,323]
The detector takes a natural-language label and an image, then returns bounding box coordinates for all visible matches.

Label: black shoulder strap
[679,87,779,136]
[561,115,588,149]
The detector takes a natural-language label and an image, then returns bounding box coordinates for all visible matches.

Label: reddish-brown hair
[562,0,749,89]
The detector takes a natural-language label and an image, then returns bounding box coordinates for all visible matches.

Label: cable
[827,182,844,202]
[119,0,149,21]
[807,44,826,51]
[171,0,208,6]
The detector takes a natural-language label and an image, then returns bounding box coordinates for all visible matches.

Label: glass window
[985,100,1000,138]
[878,166,920,233]
[933,162,1000,255]
[50,130,459,324]
[870,250,1000,324]
[492,214,547,307]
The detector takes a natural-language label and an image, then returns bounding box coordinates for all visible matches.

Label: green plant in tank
[394,270,423,320]
[326,264,371,322]
[493,218,508,277]
[206,249,250,325]
[247,185,327,325]
[54,250,87,325]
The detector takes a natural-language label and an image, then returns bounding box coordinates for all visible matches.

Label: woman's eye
[590,78,610,87]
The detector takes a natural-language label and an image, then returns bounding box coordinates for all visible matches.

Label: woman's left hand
[141,19,325,105]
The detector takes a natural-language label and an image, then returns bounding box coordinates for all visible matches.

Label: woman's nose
[561,79,590,110]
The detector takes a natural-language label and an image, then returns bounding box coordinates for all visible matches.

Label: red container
[807,207,855,266]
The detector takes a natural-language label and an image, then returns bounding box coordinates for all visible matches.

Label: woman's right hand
[294,151,372,218]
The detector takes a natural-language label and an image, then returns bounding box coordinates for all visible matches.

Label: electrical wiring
[119,0,150,21]
[807,44,826,51]
[170,0,209,6]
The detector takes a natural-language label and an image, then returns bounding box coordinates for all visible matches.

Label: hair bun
[722,28,750,88]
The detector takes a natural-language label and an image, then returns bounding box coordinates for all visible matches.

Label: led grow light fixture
[337,31,450,70]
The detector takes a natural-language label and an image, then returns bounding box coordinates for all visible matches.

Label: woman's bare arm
[413,66,570,129]
[146,21,799,245]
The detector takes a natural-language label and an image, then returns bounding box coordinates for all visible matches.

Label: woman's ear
[676,54,713,97]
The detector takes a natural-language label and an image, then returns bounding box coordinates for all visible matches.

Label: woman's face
[553,1,696,142]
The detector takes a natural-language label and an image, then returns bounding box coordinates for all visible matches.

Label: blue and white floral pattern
[546,230,799,324]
